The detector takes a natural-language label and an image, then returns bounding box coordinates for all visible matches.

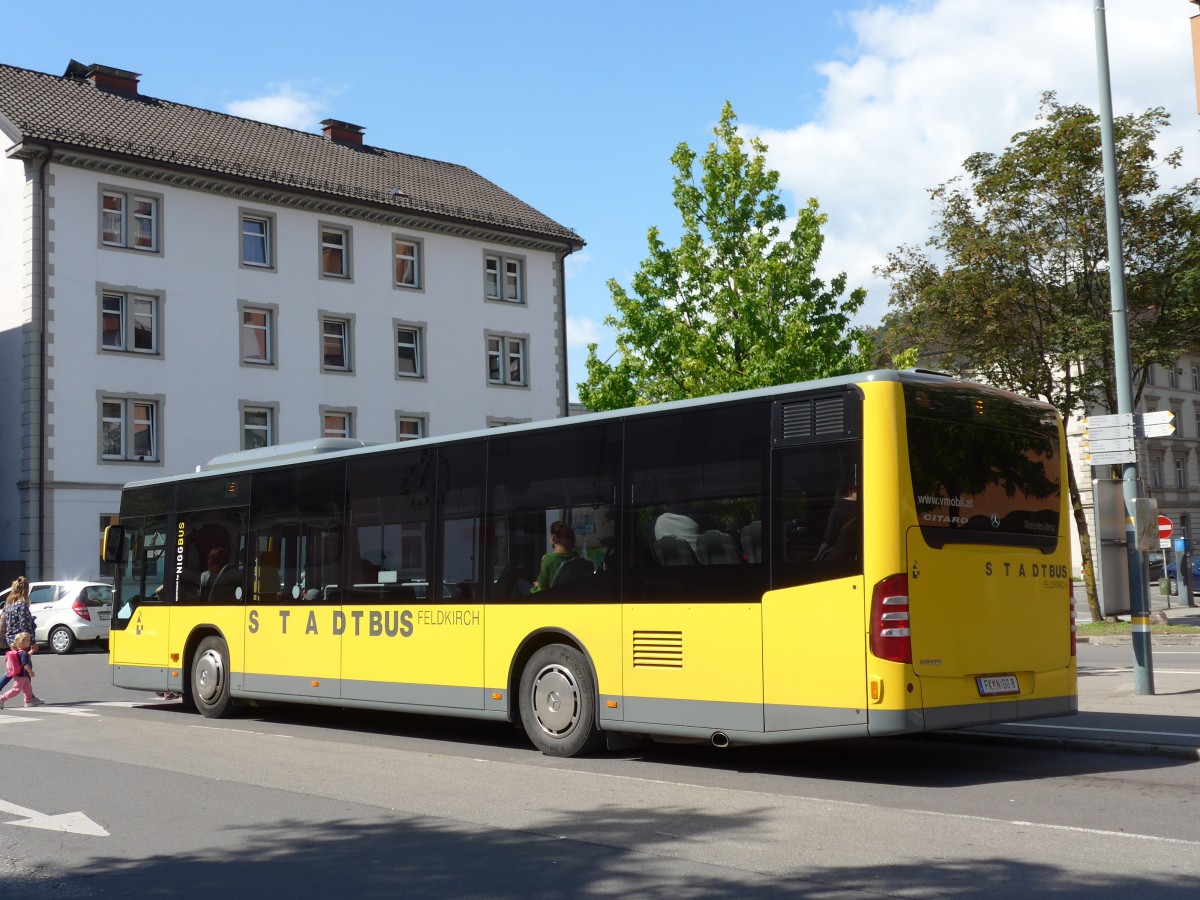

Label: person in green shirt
[532,521,579,593]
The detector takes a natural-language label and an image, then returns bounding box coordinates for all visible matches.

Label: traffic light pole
[1094,0,1154,694]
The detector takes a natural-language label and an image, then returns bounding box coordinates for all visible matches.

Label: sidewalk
[959,590,1200,759]
[1074,583,1200,633]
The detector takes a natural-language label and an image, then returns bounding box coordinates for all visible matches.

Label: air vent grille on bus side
[632,631,684,668]
[775,392,858,445]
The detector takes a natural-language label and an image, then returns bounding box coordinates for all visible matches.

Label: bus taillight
[1069,587,1076,657]
[870,574,911,663]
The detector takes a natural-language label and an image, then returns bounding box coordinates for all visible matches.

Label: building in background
[0,60,583,581]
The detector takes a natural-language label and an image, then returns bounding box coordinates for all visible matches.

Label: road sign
[1081,413,1137,465]
[1158,515,1173,540]
[1137,410,1176,438]
[1084,413,1133,432]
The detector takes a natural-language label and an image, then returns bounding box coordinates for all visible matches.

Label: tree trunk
[1066,451,1103,622]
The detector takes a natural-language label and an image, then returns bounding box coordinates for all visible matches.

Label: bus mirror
[102,525,125,564]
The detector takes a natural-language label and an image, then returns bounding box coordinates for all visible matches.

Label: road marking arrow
[0,799,108,836]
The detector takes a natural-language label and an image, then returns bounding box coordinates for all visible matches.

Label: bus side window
[625,404,769,601]
[437,442,484,601]
[249,461,344,605]
[346,448,435,603]
[774,443,861,587]
[485,423,621,602]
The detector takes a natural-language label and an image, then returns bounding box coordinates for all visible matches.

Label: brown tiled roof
[0,62,582,248]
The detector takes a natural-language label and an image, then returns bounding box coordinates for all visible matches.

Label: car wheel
[1169,577,1179,596]
[190,635,234,718]
[518,643,604,757]
[49,625,76,655]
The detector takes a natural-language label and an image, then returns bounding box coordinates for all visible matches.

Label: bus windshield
[904,383,1060,551]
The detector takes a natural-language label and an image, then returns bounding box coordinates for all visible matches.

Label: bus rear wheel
[518,644,603,757]
[191,635,234,718]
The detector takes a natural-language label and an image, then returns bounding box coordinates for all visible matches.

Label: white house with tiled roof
[0,60,584,581]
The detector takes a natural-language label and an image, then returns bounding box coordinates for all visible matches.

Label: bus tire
[191,635,234,718]
[518,644,603,757]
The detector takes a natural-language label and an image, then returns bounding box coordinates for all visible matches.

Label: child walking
[1,632,45,709]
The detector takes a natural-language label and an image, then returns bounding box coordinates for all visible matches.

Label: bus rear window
[904,384,1060,551]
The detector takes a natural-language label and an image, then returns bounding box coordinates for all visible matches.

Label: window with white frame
[240,304,276,366]
[322,316,353,372]
[1192,365,1199,391]
[241,212,273,268]
[320,226,351,278]
[484,253,523,303]
[394,237,422,289]
[1168,366,1180,389]
[487,334,527,386]
[396,414,426,441]
[241,404,276,450]
[100,396,160,462]
[322,409,354,439]
[1151,456,1164,489]
[396,324,424,377]
[101,188,159,252]
[101,290,160,354]
[1176,457,1187,488]
[1147,366,1157,386]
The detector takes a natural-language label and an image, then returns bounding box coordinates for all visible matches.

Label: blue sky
[4,1,1197,398]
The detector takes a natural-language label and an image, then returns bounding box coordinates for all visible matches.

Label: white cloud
[567,316,604,349]
[749,0,1200,327]
[225,82,332,130]
[564,250,592,282]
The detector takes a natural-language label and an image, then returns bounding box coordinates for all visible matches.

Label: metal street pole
[1093,0,1153,694]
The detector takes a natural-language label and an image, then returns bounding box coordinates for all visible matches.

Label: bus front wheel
[518,644,603,757]
[191,636,233,718]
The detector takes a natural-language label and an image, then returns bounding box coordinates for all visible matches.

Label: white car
[0,581,113,654]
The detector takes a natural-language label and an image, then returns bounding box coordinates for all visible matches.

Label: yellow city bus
[103,370,1076,756]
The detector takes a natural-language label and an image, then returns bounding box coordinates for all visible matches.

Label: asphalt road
[2,647,1198,897]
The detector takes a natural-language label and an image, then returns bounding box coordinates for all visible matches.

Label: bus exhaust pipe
[711,731,730,748]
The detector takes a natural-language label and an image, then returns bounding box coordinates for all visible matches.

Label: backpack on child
[4,649,20,678]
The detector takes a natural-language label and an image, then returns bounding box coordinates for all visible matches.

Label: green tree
[877,93,1200,622]
[578,102,871,411]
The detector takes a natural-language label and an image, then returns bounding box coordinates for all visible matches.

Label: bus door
[170,477,251,693]
[243,463,343,700]
[762,395,866,733]
[109,513,171,682]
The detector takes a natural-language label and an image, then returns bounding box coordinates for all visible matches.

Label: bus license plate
[976,674,1019,696]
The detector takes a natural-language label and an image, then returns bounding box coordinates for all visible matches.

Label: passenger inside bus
[531,521,592,592]
[815,483,859,563]
[198,548,227,599]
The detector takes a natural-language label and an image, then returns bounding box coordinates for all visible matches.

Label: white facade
[0,80,578,581]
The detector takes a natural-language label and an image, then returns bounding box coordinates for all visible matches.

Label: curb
[1077,635,1200,645]
[935,728,1200,762]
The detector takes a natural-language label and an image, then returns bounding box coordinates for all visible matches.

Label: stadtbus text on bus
[103,370,1076,757]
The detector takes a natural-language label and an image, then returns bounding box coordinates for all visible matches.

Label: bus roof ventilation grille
[776,395,847,444]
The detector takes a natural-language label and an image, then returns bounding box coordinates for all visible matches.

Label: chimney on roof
[321,119,365,147]
[64,60,140,95]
